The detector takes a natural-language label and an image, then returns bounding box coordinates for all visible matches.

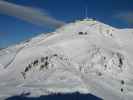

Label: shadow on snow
[5,92,103,100]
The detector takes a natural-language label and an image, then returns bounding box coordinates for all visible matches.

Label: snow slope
[0,18,133,100]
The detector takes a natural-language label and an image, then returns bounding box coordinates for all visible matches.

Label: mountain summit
[0,19,133,100]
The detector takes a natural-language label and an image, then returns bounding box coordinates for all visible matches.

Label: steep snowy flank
[0,18,133,100]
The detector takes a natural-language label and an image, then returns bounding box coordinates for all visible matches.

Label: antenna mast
[85,6,88,19]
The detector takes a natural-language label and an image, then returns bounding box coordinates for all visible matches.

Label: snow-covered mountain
[0,18,133,100]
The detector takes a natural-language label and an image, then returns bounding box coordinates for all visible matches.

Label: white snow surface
[0,19,133,100]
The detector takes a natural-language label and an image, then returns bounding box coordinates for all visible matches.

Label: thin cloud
[115,12,133,26]
[0,0,65,28]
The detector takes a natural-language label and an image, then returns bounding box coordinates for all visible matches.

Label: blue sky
[0,0,133,48]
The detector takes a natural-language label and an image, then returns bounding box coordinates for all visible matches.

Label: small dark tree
[121,88,124,92]
[121,80,124,85]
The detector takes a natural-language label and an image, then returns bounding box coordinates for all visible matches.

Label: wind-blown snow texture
[0,19,133,100]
